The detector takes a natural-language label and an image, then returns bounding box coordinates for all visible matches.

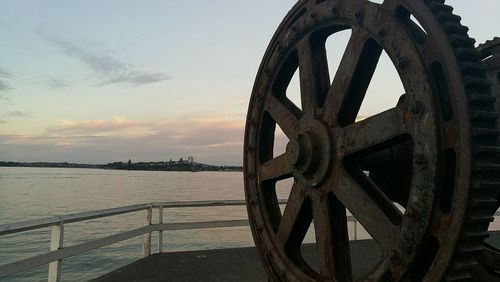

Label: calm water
[1,167,498,281]
[0,167,297,281]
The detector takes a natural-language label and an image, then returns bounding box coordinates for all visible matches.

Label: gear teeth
[452,257,479,270]
[472,145,500,154]
[469,197,498,208]
[471,180,500,190]
[462,230,489,240]
[458,243,485,255]
[434,0,500,277]
[477,37,500,54]
[460,62,488,74]
[463,77,491,90]
[471,128,500,137]
[449,34,476,48]
[427,2,454,13]
[442,22,469,35]
[467,93,496,105]
[455,48,481,60]
[445,271,473,281]
[472,162,500,172]
[424,0,445,4]
[435,11,462,23]
[466,214,494,224]
[470,110,498,121]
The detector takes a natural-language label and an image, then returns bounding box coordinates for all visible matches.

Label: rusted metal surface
[244,0,500,281]
[473,37,500,280]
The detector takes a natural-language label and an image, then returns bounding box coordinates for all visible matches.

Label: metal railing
[0,200,498,282]
[0,200,279,281]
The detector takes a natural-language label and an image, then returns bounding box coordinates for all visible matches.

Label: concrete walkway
[94,232,500,281]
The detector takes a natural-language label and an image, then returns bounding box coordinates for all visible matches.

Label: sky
[0,0,498,165]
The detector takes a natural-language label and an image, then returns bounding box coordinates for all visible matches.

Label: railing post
[48,219,64,282]
[142,205,152,256]
[158,205,164,253]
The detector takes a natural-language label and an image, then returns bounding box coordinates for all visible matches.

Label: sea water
[0,167,294,281]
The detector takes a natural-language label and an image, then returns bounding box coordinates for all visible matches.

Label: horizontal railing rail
[0,200,272,236]
[0,203,151,236]
[0,200,499,282]
[0,199,288,281]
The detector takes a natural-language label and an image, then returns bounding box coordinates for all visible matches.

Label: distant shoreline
[0,161,243,172]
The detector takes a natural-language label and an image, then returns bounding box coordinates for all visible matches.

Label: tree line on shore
[0,158,242,172]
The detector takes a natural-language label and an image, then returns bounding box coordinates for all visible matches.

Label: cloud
[96,71,169,86]
[170,123,242,146]
[0,81,12,92]
[30,77,70,89]
[0,94,13,103]
[0,67,13,93]
[0,68,13,79]
[36,28,170,86]
[0,111,31,124]
[4,111,30,118]
[47,78,70,89]
[47,117,146,135]
[0,116,248,165]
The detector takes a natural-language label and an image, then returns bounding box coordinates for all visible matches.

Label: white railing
[0,200,282,281]
[0,200,498,282]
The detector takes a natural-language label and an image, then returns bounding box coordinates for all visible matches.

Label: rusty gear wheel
[472,37,500,280]
[244,0,500,281]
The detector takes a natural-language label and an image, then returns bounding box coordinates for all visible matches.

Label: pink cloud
[47,117,146,135]
[1,116,250,165]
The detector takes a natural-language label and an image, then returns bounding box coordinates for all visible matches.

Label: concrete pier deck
[94,232,500,281]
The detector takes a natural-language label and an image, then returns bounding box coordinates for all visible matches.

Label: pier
[0,201,499,281]
[93,239,385,281]
[94,231,500,281]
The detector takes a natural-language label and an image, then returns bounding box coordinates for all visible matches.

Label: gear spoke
[297,36,330,115]
[330,171,400,252]
[335,107,409,156]
[277,183,309,246]
[312,193,352,280]
[259,153,292,183]
[323,28,382,126]
[266,95,300,139]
